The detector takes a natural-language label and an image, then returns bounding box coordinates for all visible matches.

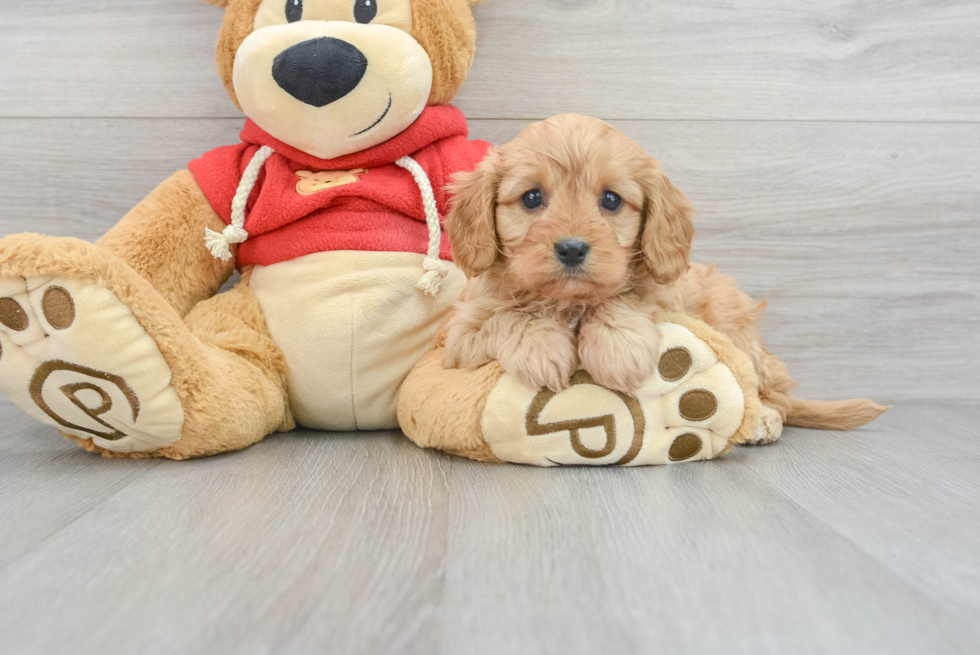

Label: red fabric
[188,105,491,267]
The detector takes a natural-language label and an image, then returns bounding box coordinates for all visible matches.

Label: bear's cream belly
[248,251,466,431]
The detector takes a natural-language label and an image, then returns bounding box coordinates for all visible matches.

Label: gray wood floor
[1,1,978,653]
[1,398,978,654]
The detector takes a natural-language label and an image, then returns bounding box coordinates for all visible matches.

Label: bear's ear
[215,0,266,109]
[202,0,229,7]
[412,0,479,107]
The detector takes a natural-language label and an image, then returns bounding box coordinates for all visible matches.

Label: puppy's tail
[785,397,890,431]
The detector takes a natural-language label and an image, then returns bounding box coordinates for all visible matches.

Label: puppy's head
[447,114,695,301]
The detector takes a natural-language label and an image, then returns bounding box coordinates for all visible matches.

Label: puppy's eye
[354,0,378,23]
[286,0,303,23]
[521,189,544,210]
[601,191,623,212]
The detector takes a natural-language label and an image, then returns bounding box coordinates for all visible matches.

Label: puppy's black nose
[272,37,368,108]
[555,239,591,268]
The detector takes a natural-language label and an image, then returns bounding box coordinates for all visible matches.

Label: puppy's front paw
[444,320,494,370]
[579,311,661,393]
[497,318,577,392]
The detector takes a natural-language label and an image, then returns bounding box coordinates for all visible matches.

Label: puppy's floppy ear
[446,149,501,278]
[639,160,696,285]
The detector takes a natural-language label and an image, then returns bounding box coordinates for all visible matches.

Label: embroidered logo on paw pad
[525,371,647,466]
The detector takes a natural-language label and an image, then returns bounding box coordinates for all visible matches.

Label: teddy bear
[0,0,493,459]
[0,0,766,466]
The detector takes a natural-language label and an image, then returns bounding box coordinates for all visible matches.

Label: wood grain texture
[459,0,980,122]
[1,1,978,121]
[1,1,978,652]
[438,407,980,655]
[0,0,227,118]
[1,398,978,654]
[0,404,452,654]
[1,118,976,401]
[752,404,980,631]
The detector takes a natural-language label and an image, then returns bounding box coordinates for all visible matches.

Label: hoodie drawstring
[395,156,449,296]
[204,145,276,262]
[205,148,449,296]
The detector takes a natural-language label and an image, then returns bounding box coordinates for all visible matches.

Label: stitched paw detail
[0,277,184,453]
[480,323,746,467]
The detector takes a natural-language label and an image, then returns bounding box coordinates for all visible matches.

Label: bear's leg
[0,236,292,459]
[399,313,763,466]
[168,279,295,459]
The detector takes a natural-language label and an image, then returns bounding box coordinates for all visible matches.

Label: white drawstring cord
[204,145,276,261]
[395,156,449,296]
[205,148,446,295]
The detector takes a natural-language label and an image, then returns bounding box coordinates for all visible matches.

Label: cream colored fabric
[249,250,466,431]
[481,323,745,467]
[0,276,184,453]
[233,20,432,160]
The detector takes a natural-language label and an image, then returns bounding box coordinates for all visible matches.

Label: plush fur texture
[0,0,484,459]
[214,0,479,110]
[411,0,480,106]
[444,114,888,433]
[214,0,264,109]
[398,319,505,462]
[97,171,235,317]
[443,114,695,393]
[0,235,293,459]
[399,310,762,462]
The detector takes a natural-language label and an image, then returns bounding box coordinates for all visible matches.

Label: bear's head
[204,0,482,160]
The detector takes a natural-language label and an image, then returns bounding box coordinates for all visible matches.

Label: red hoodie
[188,105,491,268]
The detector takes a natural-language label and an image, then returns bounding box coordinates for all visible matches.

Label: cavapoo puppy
[443,114,887,443]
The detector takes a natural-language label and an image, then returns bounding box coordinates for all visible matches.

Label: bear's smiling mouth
[351,94,393,137]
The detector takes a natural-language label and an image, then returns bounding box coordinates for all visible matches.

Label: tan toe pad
[481,322,751,467]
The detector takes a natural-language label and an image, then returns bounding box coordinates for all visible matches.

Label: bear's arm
[97,170,236,317]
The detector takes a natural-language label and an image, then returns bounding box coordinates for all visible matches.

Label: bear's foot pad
[0,276,183,453]
[481,322,751,467]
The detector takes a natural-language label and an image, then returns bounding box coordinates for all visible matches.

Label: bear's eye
[286,0,302,23]
[600,191,623,212]
[354,0,378,24]
[521,189,544,211]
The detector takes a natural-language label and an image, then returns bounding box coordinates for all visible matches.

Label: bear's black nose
[555,239,591,268]
[272,37,368,108]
